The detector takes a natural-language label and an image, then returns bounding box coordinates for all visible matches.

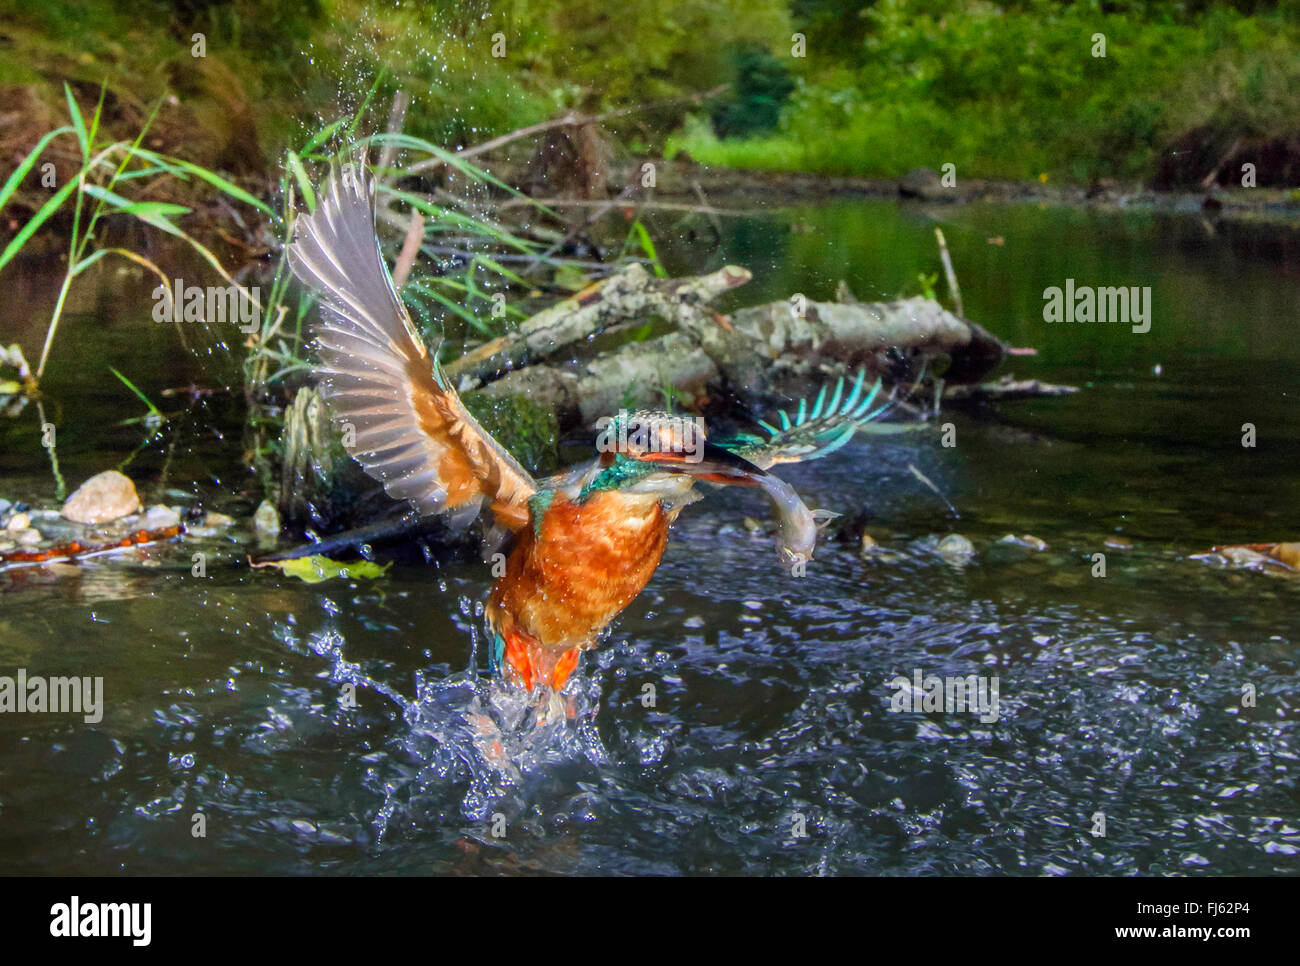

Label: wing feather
[287,161,536,532]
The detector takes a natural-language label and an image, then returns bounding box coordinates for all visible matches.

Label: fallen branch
[476,295,1009,427]
[443,262,753,385]
[694,295,1006,385]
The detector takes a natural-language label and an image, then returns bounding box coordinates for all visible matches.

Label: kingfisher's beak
[645,442,767,486]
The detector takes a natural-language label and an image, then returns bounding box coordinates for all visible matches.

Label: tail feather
[724,370,898,469]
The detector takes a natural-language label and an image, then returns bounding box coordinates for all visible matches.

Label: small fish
[753,473,838,569]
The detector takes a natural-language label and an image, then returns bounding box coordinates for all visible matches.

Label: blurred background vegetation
[1,0,1297,193]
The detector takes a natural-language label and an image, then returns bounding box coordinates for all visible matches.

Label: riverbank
[604,160,1300,224]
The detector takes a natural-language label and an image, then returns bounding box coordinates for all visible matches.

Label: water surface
[1,198,1297,875]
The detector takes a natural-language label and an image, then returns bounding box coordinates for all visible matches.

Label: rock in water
[254,500,280,537]
[62,471,140,524]
[936,534,975,558]
[139,504,181,529]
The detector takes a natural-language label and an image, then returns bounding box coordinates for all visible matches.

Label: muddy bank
[599,160,1300,222]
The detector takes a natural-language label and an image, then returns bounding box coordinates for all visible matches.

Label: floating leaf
[251,555,391,583]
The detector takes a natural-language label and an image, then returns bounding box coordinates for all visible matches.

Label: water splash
[302,598,607,838]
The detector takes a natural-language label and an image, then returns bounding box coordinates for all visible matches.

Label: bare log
[444,262,752,385]
[685,295,1006,384]
[477,296,1009,427]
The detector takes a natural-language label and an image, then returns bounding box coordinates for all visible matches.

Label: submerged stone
[254,500,280,537]
[139,505,181,529]
[936,533,975,557]
[999,533,1048,551]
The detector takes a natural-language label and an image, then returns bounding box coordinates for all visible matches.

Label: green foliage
[462,390,558,476]
[517,0,791,108]
[0,83,267,384]
[790,0,875,59]
[711,44,796,139]
[672,0,1300,182]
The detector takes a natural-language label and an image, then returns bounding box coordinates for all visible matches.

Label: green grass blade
[168,160,272,216]
[472,254,530,287]
[287,151,315,212]
[384,187,541,254]
[345,72,386,140]
[366,133,561,219]
[81,184,189,235]
[299,119,344,159]
[0,179,78,270]
[404,280,491,334]
[630,220,668,278]
[109,366,163,419]
[86,83,107,150]
[0,125,75,215]
[63,83,88,161]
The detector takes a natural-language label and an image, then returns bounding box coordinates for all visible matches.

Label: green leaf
[0,179,78,271]
[0,125,74,216]
[109,366,163,419]
[287,151,315,212]
[299,119,344,159]
[553,262,591,292]
[631,220,667,278]
[253,555,392,583]
[169,160,272,216]
[63,83,89,161]
[81,184,189,236]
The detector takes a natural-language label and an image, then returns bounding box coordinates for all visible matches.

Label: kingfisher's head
[584,409,767,495]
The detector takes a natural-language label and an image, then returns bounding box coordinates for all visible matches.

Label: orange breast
[489,490,671,656]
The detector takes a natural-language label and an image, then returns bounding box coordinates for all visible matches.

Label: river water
[1,198,1297,874]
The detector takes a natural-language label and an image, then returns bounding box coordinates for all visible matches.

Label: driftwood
[476,294,1008,427]
[444,262,752,385]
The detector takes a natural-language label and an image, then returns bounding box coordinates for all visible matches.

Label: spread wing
[287,161,536,533]
[718,370,904,470]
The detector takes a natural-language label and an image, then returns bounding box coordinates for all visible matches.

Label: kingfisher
[288,164,894,693]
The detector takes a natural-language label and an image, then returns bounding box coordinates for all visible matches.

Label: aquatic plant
[0,82,272,388]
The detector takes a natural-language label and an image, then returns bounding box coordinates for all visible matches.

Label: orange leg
[550,648,581,691]
[502,629,537,691]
